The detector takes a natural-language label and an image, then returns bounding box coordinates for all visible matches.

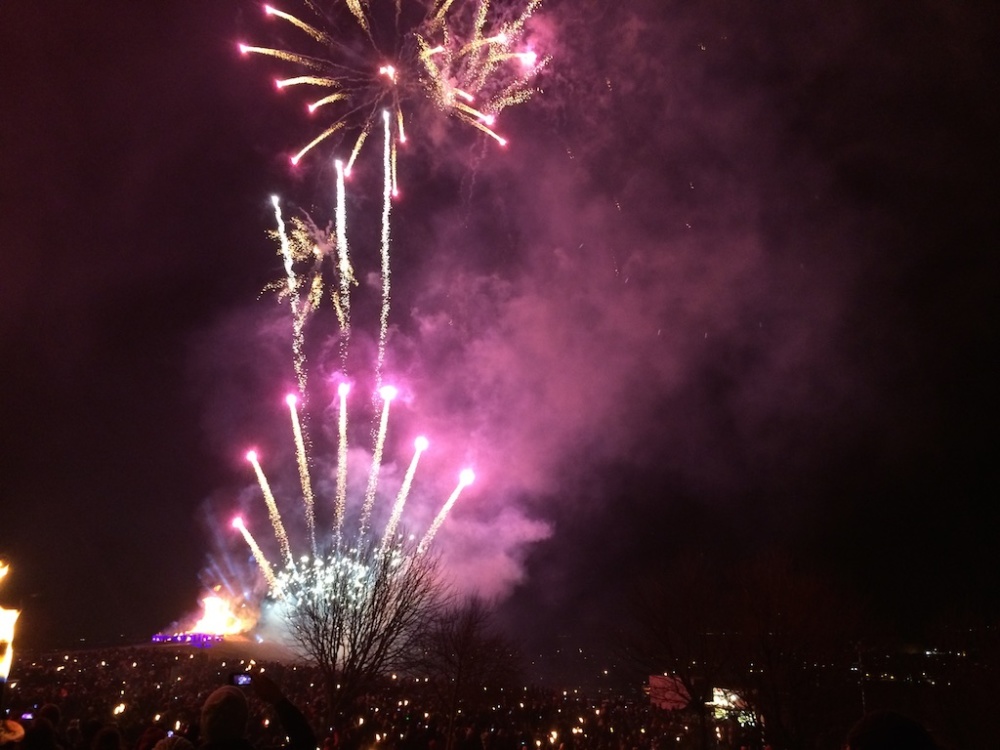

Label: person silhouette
[845,710,939,750]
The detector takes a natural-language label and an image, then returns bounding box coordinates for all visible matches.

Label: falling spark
[287,394,317,555]
[264,4,332,43]
[272,196,308,392]
[395,107,406,144]
[418,469,475,554]
[232,518,279,591]
[390,138,399,198]
[345,130,368,175]
[276,75,339,88]
[375,110,393,387]
[334,381,351,540]
[291,123,345,165]
[247,450,293,565]
[380,436,429,553]
[334,160,352,365]
[308,92,348,112]
[238,43,313,64]
[359,385,397,538]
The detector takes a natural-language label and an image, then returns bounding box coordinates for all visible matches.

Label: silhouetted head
[200,686,248,744]
[36,705,60,729]
[846,710,938,750]
[152,736,195,750]
[21,718,57,750]
[91,725,125,750]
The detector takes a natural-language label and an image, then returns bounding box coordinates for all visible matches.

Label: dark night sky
[1,0,998,677]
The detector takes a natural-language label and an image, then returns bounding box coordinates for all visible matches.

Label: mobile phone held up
[229,672,252,687]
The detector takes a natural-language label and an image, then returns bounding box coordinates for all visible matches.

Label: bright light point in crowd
[285,393,298,407]
[337,382,351,397]
[415,436,429,452]
[379,385,398,401]
[232,517,245,530]
[459,469,476,486]
[246,450,258,463]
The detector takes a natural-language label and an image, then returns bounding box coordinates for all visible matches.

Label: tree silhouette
[281,535,446,727]
[410,597,522,750]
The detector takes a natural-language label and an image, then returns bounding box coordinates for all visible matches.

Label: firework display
[170,0,550,644]
[212,151,474,641]
[239,0,547,167]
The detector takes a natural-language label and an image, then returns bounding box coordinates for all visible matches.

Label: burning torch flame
[0,563,20,682]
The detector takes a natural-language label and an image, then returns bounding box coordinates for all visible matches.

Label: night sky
[1,0,998,674]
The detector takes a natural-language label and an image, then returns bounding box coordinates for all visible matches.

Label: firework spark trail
[247,450,294,565]
[379,435,429,553]
[287,394,317,555]
[417,469,475,555]
[238,43,316,65]
[272,196,308,392]
[232,518,279,591]
[375,110,393,388]
[344,0,369,32]
[359,385,397,539]
[308,92,348,112]
[433,0,458,22]
[265,4,332,44]
[276,75,339,88]
[292,123,346,166]
[391,140,399,197]
[241,0,547,169]
[334,381,350,543]
[334,160,352,365]
[345,131,368,175]
[395,107,406,145]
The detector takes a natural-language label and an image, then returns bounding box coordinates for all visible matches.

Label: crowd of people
[1,644,938,750]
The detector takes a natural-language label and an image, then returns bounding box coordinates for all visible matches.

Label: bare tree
[279,535,446,726]
[620,553,741,750]
[731,552,862,750]
[410,597,522,750]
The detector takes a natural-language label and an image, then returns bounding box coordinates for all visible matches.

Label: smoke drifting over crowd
[1,0,997,662]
